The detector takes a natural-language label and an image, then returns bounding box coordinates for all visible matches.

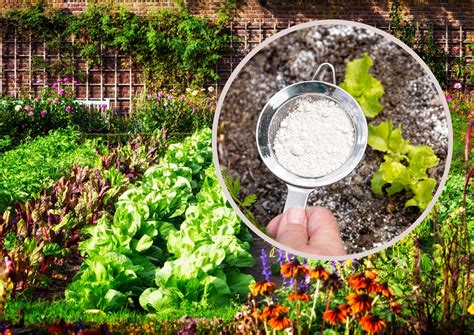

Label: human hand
[266,206,346,256]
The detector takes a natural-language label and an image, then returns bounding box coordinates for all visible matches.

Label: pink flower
[147,93,152,99]
[57,78,62,83]
[52,83,58,89]
[66,106,71,113]
[36,97,41,103]
[28,111,34,116]
[36,79,44,84]
[179,95,184,99]
[158,92,164,98]
[453,82,462,89]
[53,98,59,104]
[446,96,452,102]
[72,81,78,85]
[101,103,107,110]
[59,89,65,96]
[167,94,173,99]
[40,110,47,118]
[63,77,69,82]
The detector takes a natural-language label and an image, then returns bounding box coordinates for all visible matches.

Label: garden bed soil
[218,24,448,255]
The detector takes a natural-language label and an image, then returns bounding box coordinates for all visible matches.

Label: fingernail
[286,207,305,225]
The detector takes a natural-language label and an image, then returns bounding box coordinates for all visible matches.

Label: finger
[306,207,346,256]
[267,213,283,237]
[275,207,309,250]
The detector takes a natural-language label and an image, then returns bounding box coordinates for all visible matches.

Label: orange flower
[268,315,292,331]
[347,272,378,293]
[259,304,289,321]
[376,282,394,299]
[389,302,402,314]
[359,315,386,333]
[346,293,373,314]
[251,281,277,296]
[323,304,349,325]
[309,265,329,280]
[288,292,311,302]
[280,259,309,278]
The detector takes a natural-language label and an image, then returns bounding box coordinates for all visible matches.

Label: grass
[4,298,239,328]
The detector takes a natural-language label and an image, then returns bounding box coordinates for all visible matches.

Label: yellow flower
[468,303,474,315]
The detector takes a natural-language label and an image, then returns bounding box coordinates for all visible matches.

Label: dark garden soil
[218,24,448,255]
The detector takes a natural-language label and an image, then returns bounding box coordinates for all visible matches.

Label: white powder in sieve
[273,97,355,177]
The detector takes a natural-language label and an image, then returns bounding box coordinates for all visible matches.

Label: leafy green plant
[0,138,161,292]
[0,78,119,151]
[66,129,254,312]
[339,53,384,118]
[134,92,214,139]
[368,121,439,210]
[0,128,98,211]
[3,3,232,90]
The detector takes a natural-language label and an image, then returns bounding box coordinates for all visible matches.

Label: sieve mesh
[267,93,356,178]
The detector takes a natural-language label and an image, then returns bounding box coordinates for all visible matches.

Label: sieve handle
[311,63,336,85]
[283,184,313,212]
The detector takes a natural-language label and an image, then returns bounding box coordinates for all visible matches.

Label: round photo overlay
[212,20,452,261]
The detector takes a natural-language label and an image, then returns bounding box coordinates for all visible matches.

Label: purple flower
[56,78,62,83]
[59,89,65,96]
[158,92,165,98]
[101,103,107,110]
[53,98,59,104]
[167,94,173,99]
[65,106,71,113]
[52,83,58,89]
[154,96,160,101]
[40,110,47,118]
[446,96,453,102]
[147,93,152,99]
[179,94,185,99]
[260,249,271,282]
[63,77,69,82]
[453,82,462,89]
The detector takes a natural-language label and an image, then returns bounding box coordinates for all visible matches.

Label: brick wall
[0,0,473,112]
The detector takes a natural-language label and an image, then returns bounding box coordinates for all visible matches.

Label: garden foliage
[0,128,98,211]
[66,129,254,311]
[339,52,384,119]
[3,3,232,90]
[368,121,439,210]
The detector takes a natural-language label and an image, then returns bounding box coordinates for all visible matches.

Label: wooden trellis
[0,21,472,113]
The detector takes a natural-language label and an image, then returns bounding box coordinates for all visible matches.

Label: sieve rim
[256,79,368,188]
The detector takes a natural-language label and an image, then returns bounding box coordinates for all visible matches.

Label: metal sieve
[256,63,368,212]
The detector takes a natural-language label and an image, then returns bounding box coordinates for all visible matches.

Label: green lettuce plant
[368,121,439,210]
[339,52,385,118]
[66,129,254,312]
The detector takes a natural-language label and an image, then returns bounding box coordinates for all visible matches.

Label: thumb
[275,207,309,250]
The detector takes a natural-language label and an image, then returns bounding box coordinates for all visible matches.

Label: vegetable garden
[0,2,473,335]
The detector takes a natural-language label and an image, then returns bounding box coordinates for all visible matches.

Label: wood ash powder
[273,97,355,177]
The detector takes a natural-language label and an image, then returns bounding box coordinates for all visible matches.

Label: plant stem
[321,288,333,332]
[308,279,321,331]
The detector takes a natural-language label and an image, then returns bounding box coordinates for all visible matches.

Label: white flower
[14,105,22,112]
[208,86,215,92]
[191,90,199,96]
[186,88,192,92]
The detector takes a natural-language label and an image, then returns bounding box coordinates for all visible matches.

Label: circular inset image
[212,20,452,260]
